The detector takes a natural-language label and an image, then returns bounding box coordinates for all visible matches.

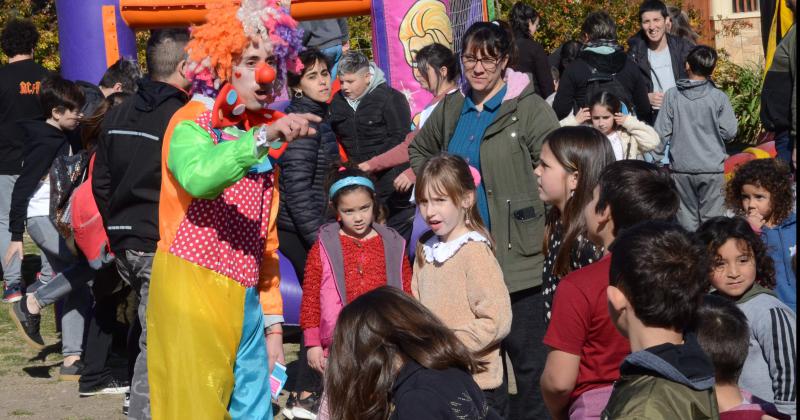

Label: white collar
[422,231,490,264]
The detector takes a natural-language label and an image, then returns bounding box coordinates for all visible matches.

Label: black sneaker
[9,299,44,350]
[122,391,130,415]
[79,378,130,396]
[291,392,320,420]
[59,360,84,381]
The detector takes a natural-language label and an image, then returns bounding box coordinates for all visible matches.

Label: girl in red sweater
[297,166,411,417]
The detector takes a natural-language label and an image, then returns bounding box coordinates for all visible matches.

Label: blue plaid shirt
[447,85,507,229]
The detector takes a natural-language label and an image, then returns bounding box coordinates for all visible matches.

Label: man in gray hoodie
[299,18,349,78]
[653,45,737,231]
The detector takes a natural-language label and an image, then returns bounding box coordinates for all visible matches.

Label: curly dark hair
[1,18,40,57]
[696,216,776,290]
[725,158,793,226]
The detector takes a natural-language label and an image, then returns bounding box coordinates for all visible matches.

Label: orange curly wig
[186,3,250,84]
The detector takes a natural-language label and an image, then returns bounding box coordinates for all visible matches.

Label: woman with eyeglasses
[409,21,560,420]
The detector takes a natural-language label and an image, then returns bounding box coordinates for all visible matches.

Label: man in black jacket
[91,28,191,418]
[0,19,49,302]
[627,0,693,115]
[329,51,414,239]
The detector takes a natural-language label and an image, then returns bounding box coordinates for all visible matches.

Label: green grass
[10,409,34,416]
[0,233,63,378]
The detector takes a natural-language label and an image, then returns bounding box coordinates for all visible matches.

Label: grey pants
[671,172,726,231]
[0,175,22,287]
[26,216,92,357]
[117,250,153,420]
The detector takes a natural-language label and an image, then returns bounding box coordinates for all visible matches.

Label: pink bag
[71,154,115,269]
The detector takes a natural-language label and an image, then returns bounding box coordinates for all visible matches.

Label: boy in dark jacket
[329,51,414,239]
[90,28,191,416]
[602,221,718,419]
[7,75,95,381]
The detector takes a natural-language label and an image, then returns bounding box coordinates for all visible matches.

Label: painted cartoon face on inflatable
[399,0,453,67]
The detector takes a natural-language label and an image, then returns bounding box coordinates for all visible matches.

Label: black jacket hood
[135,78,188,113]
[19,119,68,145]
[579,47,628,74]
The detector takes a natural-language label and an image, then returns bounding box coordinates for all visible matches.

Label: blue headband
[329,176,375,198]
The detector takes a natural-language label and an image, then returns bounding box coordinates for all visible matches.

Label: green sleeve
[167,120,261,200]
[408,101,446,175]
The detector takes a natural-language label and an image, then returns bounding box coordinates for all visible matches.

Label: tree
[0,0,61,71]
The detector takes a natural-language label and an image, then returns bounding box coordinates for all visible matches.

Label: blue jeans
[117,250,154,420]
[0,175,21,287]
[26,216,92,357]
[774,131,794,167]
[322,45,343,79]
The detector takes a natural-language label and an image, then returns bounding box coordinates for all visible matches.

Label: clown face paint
[232,40,278,111]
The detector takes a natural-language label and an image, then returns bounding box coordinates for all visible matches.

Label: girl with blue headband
[298,164,412,415]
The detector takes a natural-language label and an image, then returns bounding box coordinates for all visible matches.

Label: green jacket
[409,70,560,293]
[601,335,719,420]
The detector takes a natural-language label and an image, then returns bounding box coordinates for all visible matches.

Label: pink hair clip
[338,166,347,172]
[469,165,482,187]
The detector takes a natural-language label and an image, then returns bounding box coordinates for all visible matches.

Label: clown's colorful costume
[145,1,303,418]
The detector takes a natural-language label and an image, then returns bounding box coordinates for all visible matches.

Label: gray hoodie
[653,79,738,172]
[735,285,797,419]
[345,63,386,111]
[299,19,348,50]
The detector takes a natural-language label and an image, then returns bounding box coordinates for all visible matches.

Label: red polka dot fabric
[169,111,275,288]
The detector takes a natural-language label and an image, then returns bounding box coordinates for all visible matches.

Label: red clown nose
[255,63,276,84]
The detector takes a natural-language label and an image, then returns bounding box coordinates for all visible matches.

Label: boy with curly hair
[725,158,796,312]
[697,216,797,418]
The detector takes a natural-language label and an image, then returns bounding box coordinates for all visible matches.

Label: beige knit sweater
[412,236,512,390]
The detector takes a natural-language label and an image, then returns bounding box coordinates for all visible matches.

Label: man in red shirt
[541,160,680,420]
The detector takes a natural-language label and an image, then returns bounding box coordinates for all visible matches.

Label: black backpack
[584,66,636,116]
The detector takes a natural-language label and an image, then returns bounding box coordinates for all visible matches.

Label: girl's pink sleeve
[363,131,416,172]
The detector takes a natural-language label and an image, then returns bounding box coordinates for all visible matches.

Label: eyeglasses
[461,55,501,72]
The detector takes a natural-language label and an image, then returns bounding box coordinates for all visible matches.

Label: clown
[146,1,318,418]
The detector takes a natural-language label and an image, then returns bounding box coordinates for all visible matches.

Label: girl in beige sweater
[411,154,512,413]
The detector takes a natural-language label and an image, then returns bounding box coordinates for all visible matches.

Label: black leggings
[277,229,322,395]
